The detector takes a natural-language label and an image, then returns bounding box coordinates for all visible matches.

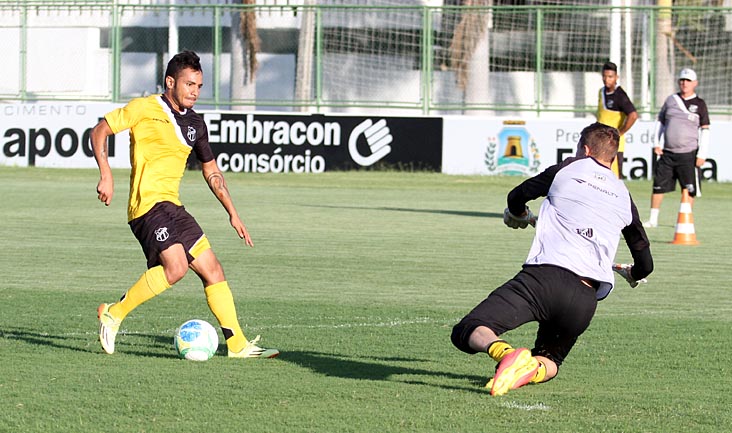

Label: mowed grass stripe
[1,167,730,433]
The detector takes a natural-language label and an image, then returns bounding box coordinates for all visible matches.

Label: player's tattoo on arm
[206,171,231,200]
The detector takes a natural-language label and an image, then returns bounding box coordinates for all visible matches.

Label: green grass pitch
[1,167,731,432]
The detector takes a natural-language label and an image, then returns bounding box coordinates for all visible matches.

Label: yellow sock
[109,266,171,320]
[530,360,548,383]
[204,281,247,352]
[487,340,514,363]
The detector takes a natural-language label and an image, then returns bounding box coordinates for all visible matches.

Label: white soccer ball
[174,319,219,361]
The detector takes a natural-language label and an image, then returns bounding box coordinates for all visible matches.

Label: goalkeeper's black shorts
[451,264,598,367]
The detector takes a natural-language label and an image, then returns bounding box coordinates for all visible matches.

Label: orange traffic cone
[671,189,699,245]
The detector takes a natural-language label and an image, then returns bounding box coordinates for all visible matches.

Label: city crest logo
[485,120,540,176]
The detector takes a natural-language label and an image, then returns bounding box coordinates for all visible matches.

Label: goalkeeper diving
[451,123,653,396]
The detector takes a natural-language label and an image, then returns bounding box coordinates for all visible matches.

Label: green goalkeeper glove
[503,207,537,229]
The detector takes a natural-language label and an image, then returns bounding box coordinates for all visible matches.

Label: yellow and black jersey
[105,94,214,221]
[597,86,636,152]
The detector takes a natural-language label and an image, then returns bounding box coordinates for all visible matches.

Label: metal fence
[2,1,731,117]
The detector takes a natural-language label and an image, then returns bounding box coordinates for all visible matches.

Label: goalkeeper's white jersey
[511,157,636,300]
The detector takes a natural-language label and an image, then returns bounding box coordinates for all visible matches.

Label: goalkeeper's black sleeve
[629,247,653,281]
[622,196,654,281]
[506,160,564,215]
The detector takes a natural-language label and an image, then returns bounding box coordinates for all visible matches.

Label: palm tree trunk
[230,0,259,110]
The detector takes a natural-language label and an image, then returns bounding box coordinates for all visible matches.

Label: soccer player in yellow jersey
[91,51,278,358]
[597,62,638,179]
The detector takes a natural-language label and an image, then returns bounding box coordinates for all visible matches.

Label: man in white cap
[644,67,710,228]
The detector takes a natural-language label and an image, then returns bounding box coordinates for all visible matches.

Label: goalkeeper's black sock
[487,340,514,363]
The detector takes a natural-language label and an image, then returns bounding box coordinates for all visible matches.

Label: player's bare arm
[697,125,710,167]
[90,119,115,206]
[201,160,254,247]
[620,111,638,136]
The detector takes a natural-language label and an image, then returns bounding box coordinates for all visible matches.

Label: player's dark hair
[602,62,617,73]
[579,122,619,163]
[164,50,202,82]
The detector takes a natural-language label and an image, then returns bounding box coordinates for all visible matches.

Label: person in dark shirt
[596,62,638,179]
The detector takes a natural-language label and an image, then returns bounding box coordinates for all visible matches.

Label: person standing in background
[596,62,638,179]
[644,68,710,228]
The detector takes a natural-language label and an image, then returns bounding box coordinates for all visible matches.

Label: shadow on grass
[0,326,179,359]
[0,326,101,354]
[301,204,502,220]
[279,350,490,394]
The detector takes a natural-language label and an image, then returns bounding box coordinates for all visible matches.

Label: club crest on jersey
[576,228,594,238]
[594,172,607,182]
[187,126,196,142]
[155,227,170,242]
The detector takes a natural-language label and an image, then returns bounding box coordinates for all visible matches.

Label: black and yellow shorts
[129,201,211,269]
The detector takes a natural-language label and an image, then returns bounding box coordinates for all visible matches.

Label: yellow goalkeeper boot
[489,348,539,396]
[228,335,280,359]
[97,303,121,354]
